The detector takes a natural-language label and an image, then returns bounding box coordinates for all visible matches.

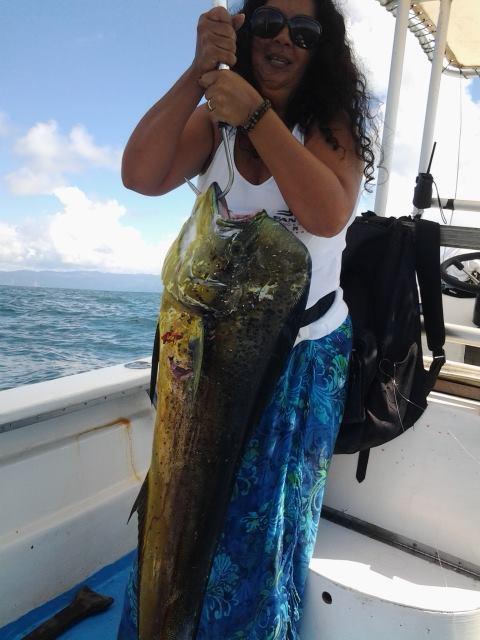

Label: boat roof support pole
[374,0,410,217]
[414,0,452,216]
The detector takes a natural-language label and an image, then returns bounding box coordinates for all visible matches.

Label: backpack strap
[356,449,370,483]
[300,290,336,327]
[413,219,446,391]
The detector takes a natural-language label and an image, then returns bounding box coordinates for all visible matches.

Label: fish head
[162,182,311,320]
[162,183,266,315]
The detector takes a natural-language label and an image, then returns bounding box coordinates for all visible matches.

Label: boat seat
[300,518,480,639]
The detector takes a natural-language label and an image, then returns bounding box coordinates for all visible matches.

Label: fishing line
[447,430,480,467]
[378,358,426,436]
[434,538,449,590]
[442,73,464,262]
[434,179,447,225]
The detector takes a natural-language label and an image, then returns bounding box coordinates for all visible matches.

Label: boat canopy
[377,0,480,77]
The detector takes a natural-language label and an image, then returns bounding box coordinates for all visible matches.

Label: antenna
[426,141,436,174]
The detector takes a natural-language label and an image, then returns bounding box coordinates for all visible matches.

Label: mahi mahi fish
[131,182,311,639]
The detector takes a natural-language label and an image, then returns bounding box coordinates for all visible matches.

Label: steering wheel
[440,252,480,297]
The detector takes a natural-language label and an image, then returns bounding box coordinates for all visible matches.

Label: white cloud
[0,219,61,269]
[0,187,176,275]
[4,166,67,196]
[0,222,25,262]
[68,124,119,168]
[342,0,394,99]
[4,119,121,196]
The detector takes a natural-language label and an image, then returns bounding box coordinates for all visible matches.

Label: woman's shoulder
[304,112,364,210]
[304,111,355,149]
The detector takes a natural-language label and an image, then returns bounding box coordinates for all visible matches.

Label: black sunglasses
[250,6,322,50]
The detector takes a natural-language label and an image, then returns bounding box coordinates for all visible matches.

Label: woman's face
[250,0,317,99]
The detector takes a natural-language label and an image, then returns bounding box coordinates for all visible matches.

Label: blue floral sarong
[118,316,352,640]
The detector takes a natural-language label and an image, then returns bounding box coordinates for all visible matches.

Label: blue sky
[1,0,479,275]
[1,0,209,238]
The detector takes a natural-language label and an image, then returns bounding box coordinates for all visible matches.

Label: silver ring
[207,98,215,112]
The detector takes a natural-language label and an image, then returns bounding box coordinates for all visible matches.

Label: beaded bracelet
[241,99,272,133]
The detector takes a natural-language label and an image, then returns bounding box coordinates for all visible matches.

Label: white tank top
[196,125,356,344]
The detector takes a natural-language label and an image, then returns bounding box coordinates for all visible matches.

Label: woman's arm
[122,8,244,196]
[199,70,363,237]
[248,110,363,237]
[121,69,212,196]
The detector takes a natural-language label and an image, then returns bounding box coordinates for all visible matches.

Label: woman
[119,0,375,637]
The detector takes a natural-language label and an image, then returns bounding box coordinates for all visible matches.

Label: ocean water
[0,285,161,391]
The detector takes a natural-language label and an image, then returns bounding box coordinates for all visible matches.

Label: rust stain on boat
[77,417,131,435]
[74,418,141,481]
[1,417,135,467]
[124,419,141,482]
[73,417,130,449]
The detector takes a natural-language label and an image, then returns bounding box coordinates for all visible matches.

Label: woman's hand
[122,9,246,197]
[198,70,263,128]
[192,7,245,78]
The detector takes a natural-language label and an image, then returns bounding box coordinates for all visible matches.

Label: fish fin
[148,324,160,408]
[126,475,149,639]
[127,473,148,528]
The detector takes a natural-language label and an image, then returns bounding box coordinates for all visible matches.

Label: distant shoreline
[0,282,162,295]
[0,270,162,294]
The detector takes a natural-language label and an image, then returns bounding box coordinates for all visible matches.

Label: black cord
[432,179,448,225]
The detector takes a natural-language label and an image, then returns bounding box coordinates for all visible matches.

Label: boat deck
[0,551,134,640]
[4,515,480,640]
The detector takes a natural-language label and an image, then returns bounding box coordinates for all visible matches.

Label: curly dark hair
[233,0,378,190]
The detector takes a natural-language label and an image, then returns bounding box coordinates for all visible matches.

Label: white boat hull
[1,360,479,636]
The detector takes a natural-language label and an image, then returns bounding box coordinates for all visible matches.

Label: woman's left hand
[198,70,263,127]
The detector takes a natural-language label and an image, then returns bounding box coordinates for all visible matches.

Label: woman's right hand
[192,7,245,78]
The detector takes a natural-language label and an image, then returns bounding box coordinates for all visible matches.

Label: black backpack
[334,212,446,481]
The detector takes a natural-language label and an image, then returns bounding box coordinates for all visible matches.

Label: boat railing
[440,322,480,349]
[432,199,480,214]
[0,361,152,435]
[437,224,480,251]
